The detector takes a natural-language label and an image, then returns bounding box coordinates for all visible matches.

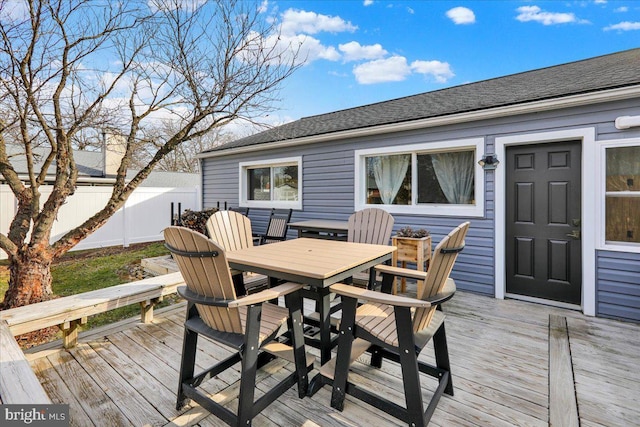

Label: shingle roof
[206,48,640,153]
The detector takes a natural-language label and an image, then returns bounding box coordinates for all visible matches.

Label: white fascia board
[197,85,640,160]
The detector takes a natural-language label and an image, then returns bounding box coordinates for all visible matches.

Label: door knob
[566,230,581,239]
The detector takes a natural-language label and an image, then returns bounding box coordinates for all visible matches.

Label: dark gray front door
[506,141,582,305]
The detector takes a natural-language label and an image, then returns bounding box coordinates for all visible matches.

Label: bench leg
[60,317,87,349]
[140,297,161,323]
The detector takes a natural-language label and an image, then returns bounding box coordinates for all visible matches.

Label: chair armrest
[374,264,428,281]
[229,282,304,307]
[425,291,455,305]
[330,283,431,308]
[177,286,235,307]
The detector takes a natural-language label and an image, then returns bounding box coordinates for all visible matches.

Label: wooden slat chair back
[163,226,312,426]
[347,207,394,245]
[206,210,254,252]
[164,226,242,334]
[258,208,293,244]
[206,211,268,295]
[413,221,470,332]
[347,208,394,288]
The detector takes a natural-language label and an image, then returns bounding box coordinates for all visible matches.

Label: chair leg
[237,305,262,426]
[432,321,454,396]
[396,306,426,427]
[286,291,309,397]
[330,296,358,411]
[176,308,199,410]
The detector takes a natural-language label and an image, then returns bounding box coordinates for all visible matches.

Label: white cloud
[410,60,455,83]
[0,1,29,21]
[614,6,628,12]
[353,56,455,85]
[594,0,607,4]
[244,32,340,66]
[515,5,587,25]
[446,7,476,25]
[258,0,269,13]
[339,41,387,62]
[280,9,358,36]
[363,0,374,6]
[604,21,640,31]
[353,56,411,84]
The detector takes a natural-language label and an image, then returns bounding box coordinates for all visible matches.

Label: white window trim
[495,127,597,316]
[239,156,302,210]
[354,138,485,217]
[596,137,640,254]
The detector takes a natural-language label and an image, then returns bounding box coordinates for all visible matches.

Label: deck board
[23,290,640,427]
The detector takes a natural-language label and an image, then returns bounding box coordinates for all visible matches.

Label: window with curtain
[605,145,640,244]
[364,149,475,206]
[240,157,302,209]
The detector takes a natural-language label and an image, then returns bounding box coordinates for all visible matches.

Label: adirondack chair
[206,210,267,295]
[306,208,394,328]
[164,226,312,427]
[229,206,250,217]
[254,208,293,245]
[347,208,394,288]
[326,222,470,427]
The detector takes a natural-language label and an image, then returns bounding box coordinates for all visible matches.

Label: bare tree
[0,0,301,309]
[131,121,237,173]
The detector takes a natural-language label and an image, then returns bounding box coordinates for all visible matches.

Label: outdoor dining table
[225,237,395,365]
[287,219,349,241]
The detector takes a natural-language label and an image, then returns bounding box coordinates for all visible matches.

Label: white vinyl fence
[0,185,200,260]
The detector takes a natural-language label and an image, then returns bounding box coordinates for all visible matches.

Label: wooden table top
[226,238,394,287]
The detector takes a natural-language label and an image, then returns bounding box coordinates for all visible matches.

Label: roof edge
[197,84,640,160]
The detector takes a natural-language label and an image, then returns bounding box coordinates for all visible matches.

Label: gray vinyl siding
[596,251,640,323]
[201,98,640,312]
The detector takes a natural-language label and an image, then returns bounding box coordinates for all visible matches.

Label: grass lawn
[0,241,173,336]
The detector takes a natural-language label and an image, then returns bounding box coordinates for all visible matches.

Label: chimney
[102,132,127,177]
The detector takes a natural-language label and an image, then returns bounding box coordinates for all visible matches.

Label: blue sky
[262,0,640,125]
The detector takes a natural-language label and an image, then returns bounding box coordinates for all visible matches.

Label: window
[240,157,302,209]
[605,144,640,245]
[356,138,484,217]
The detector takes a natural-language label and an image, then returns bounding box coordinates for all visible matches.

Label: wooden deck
[23,291,640,427]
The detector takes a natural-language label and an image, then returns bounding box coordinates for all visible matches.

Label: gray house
[198,48,640,322]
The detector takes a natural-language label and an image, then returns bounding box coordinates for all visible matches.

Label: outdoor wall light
[615,115,640,130]
[478,154,499,170]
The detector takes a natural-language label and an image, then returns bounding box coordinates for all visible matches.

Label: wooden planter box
[391,235,432,295]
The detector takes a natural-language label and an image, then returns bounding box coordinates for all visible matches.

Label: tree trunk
[2,249,54,309]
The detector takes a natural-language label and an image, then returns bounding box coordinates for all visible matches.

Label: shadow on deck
[21,289,639,427]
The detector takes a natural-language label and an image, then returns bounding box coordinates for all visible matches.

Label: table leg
[317,286,332,365]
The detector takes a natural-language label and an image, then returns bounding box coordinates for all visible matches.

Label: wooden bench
[0,320,51,404]
[0,272,185,348]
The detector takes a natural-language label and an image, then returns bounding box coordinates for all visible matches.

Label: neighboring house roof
[202,48,640,155]
[6,144,104,178]
[126,170,200,187]
[4,144,199,187]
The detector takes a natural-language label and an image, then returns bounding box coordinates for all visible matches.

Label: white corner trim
[494,127,597,316]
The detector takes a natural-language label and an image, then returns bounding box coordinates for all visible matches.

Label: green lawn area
[0,242,173,332]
